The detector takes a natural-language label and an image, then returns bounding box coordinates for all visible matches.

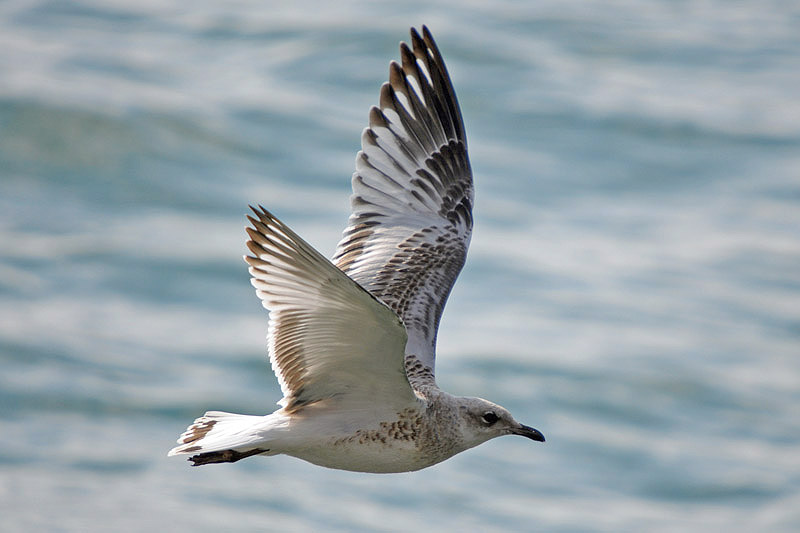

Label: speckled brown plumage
[405,354,436,389]
[333,408,422,446]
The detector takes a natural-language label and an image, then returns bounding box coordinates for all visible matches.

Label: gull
[168,26,544,473]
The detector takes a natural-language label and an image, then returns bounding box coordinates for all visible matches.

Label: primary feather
[332,26,473,378]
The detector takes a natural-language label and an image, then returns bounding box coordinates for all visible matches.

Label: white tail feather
[167,411,272,457]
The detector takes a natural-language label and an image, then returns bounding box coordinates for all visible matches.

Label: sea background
[1,1,799,531]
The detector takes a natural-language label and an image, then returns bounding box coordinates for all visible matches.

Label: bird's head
[456,397,545,450]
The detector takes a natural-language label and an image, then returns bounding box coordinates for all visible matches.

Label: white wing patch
[333,26,473,379]
[245,206,417,412]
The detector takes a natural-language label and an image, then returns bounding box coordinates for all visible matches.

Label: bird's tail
[168,411,277,466]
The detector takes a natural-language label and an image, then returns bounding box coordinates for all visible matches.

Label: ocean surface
[2,1,799,531]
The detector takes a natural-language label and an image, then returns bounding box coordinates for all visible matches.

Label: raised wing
[332,26,473,378]
[245,206,417,412]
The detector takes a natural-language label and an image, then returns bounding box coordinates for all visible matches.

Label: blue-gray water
[2,1,799,531]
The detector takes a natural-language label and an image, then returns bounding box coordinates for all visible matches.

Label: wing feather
[245,206,416,412]
[333,26,473,379]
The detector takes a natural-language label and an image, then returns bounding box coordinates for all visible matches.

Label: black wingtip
[248,204,279,224]
[421,25,433,42]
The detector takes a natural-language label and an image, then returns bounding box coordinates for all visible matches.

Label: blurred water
[2,1,800,531]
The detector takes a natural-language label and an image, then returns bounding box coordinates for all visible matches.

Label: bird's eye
[481,412,499,425]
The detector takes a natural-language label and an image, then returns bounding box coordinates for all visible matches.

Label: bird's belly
[286,436,445,473]
[273,403,463,473]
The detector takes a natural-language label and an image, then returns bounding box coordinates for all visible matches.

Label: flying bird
[168,26,544,473]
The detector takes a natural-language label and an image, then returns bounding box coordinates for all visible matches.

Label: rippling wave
[2,1,799,531]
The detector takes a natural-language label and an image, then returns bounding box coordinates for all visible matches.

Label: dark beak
[511,424,545,442]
